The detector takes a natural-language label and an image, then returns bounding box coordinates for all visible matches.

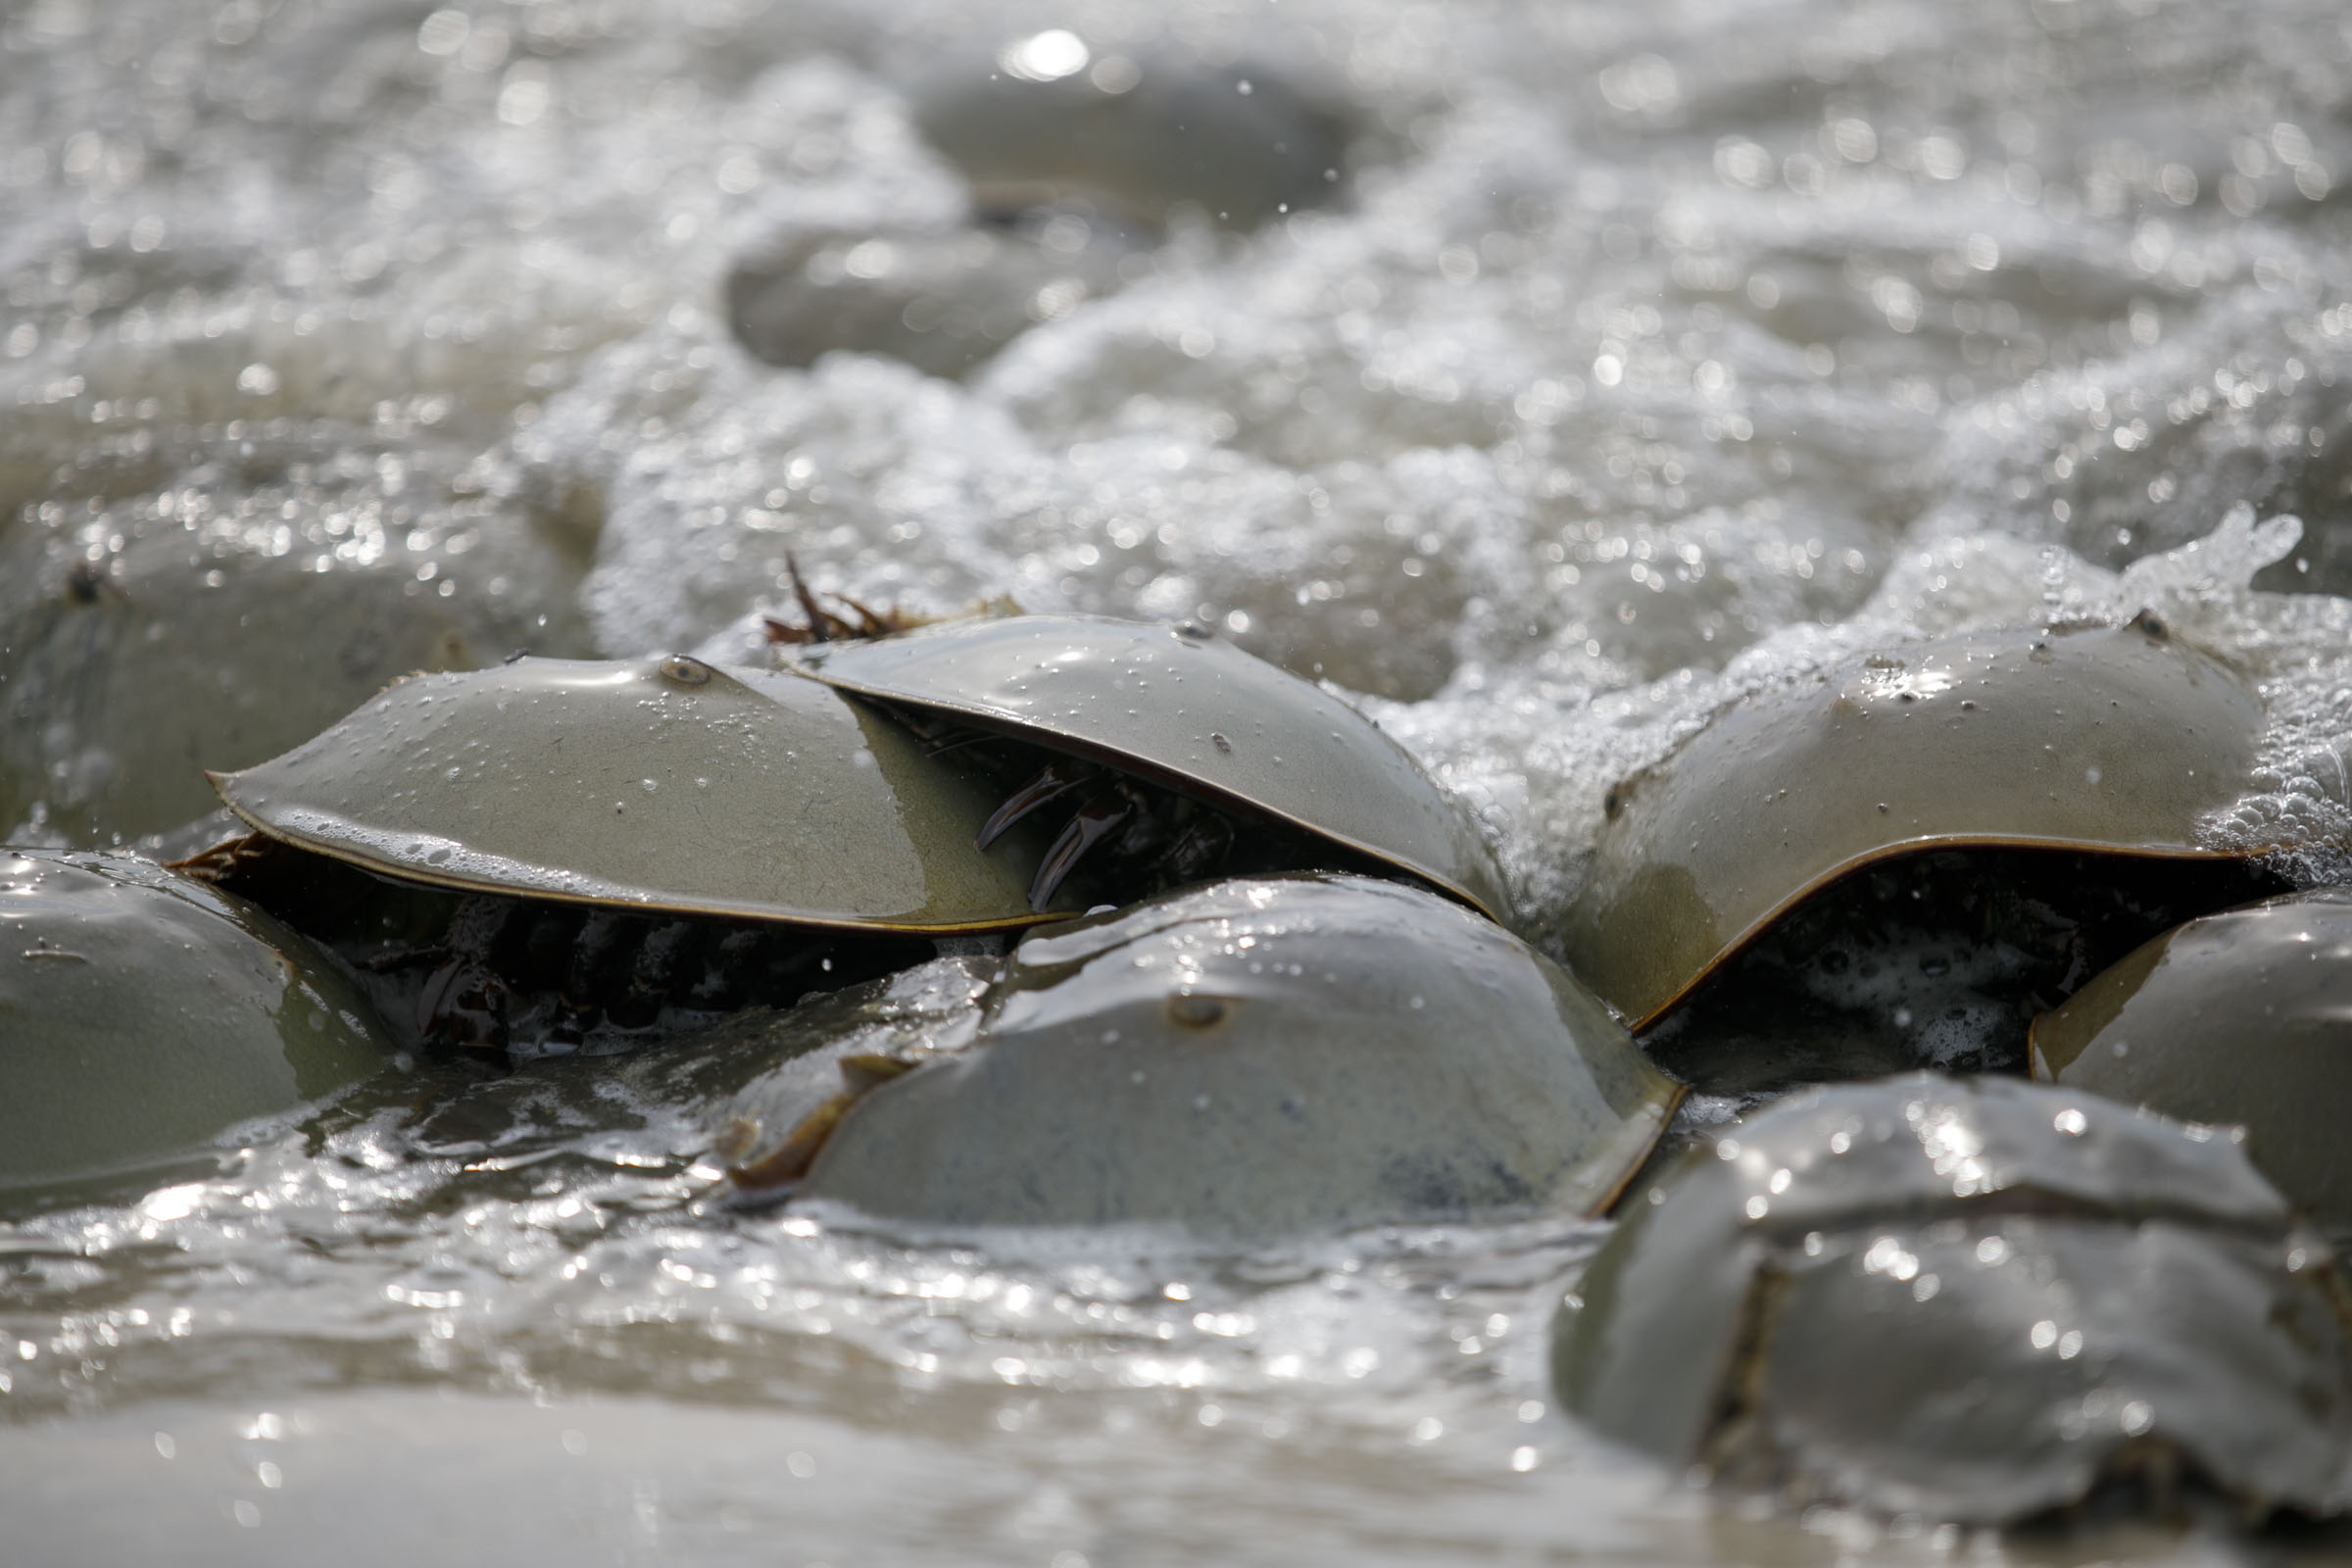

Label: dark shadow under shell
[1565,617,2273,1031]
[1641,846,2287,1095]
[786,614,1511,923]
[187,837,933,1064]
[879,705,1397,912]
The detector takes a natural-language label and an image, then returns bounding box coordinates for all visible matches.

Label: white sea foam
[6,0,2352,1552]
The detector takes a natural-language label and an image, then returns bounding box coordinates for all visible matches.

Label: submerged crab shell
[0,850,392,1196]
[210,656,1071,933]
[1563,619,2266,1029]
[2033,889,2352,1227]
[1740,1215,2350,1520]
[1553,1075,2352,1523]
[909,51,1348,230]
[786,615,1511,923]
[783,875,1676,1240]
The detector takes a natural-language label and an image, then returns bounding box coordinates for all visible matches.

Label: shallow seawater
[5,0,2352,1559]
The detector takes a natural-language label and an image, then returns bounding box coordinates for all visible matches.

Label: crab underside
[183,836,934,1060]
[1640,846,2287,1093]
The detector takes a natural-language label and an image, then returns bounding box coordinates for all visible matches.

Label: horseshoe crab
[726,206,1143,379]
[1553,1073,2352,1524]
[726,41,1345,377]
[784,613,1511,922]
[910,36,1348,231]
[2033,888,2352,1229]
[1566,615,2283,1073]
[718,875,1678,1241]
[187,653,1077,1055]
[0,425,590,847]
[0,850,392,1200]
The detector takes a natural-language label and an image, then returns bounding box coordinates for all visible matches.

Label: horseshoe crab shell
[720,875,1677,1241]
[1552,1073,2352,1523]
[207,654,1068,933]
[909,45,1348,230]
[0,850,392,1199]
[785,614,1511,923]
[2033,888,2352,1228]
[1563,616,2268,1029]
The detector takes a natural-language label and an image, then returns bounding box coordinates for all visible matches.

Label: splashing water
[4,0,2351,1559]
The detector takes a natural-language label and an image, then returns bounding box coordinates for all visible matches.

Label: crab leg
[416,957,510,1050]
[976,759,1093,850]
[919,724,1006,760]
[786,553,840,642]
[1029,793,1135,908]
[1159,811,1236,884]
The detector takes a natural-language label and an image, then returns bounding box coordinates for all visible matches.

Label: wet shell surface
[0,850,392,1198]
[726,211,1141,379]
[1563,616,2268,1028]
[2033,888,2352,1229]
[209,654,1070,932]
[0,527,585,847]
[786,614,1511,923]
[721,875,1677,1241]
[907,42,1348,230]
[1552,1074,2352,1523]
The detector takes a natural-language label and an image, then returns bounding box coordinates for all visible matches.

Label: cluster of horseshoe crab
[8,597,2352,1532]
[726,34,1350,378]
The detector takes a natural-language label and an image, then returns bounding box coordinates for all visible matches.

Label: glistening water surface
[5,0,2352,1559]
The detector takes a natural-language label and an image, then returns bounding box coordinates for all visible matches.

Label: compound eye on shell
[1163,991,1229,1029]
[660,654,715,687]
